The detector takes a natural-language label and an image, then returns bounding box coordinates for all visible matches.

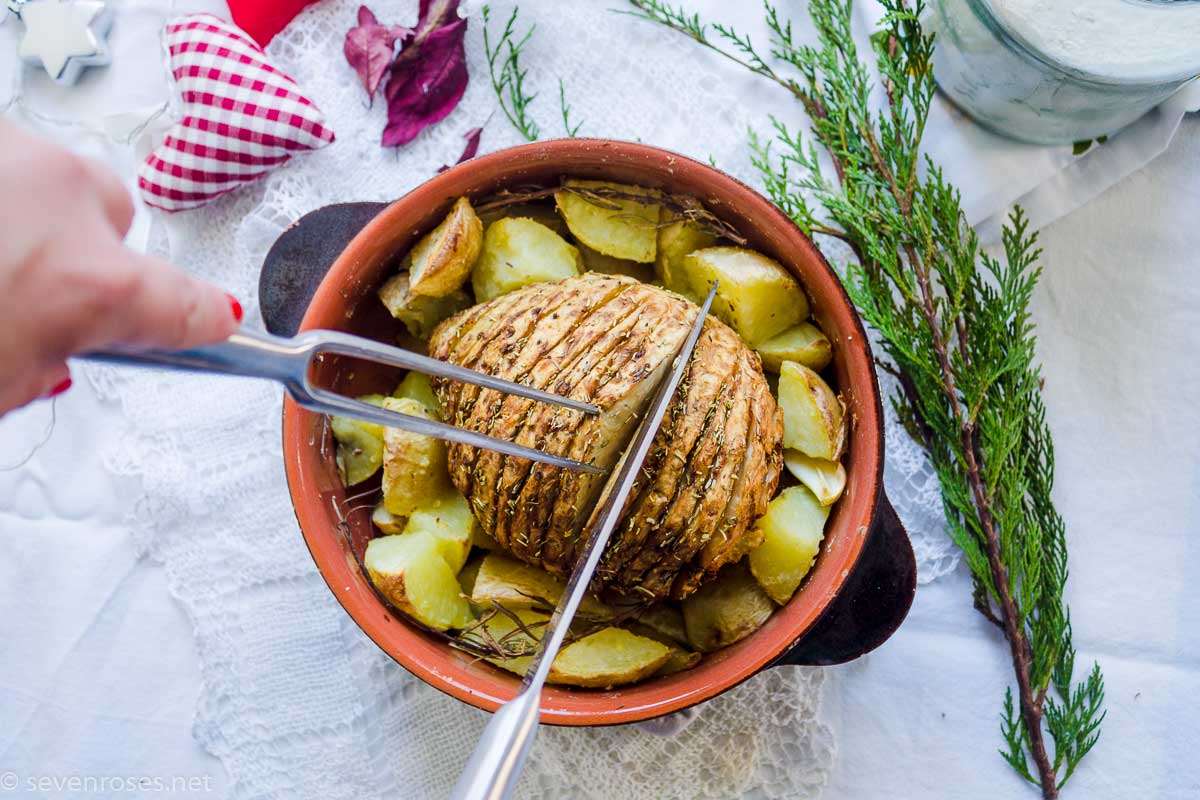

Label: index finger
[98,251,242,352]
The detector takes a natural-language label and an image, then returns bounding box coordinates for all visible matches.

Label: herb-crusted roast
[428,273,783,600]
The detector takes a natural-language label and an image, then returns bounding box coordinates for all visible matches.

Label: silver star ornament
[10,0,113,86]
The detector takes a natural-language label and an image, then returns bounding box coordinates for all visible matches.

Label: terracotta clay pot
[274,139,915,726]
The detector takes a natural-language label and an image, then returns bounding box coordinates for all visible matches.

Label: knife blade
[449,282,718,800]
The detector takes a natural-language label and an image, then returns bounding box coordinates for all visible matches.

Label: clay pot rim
[281,138,883,726]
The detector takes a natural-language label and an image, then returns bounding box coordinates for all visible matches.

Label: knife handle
[449,689,542,800]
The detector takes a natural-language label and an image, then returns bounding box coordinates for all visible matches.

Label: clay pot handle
[260,202,390,336]
[771,491,916,667]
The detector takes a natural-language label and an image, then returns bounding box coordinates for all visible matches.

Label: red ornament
[137,15,335,212]
[227,0,321,46]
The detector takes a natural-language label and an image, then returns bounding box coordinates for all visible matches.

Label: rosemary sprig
[482,4,540,141]
[483,4,586,140]
[473,181,748,245]
[453,596,630,661]
[559,78,583,137]
[628,1,1104,796]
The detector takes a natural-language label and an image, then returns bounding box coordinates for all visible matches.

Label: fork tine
[307,331,600,416]
[305,388,606,475]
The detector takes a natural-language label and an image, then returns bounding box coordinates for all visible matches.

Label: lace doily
[70,1,955,797]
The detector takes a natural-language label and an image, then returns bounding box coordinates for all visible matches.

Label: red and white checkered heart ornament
[137,14,334,212]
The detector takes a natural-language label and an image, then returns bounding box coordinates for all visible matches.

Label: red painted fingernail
[46,377,72,398]
[226,293,244,323]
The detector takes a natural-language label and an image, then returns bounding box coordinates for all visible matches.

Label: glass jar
[926,0,1200,145]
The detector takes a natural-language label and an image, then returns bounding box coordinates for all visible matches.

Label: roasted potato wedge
[407,197,484,297]
[577,241,656,282]
[782,450,846,506]
[474,612,674,687]
[401,490,478,573]
[655,215,715,297]
[330,393,387,486]
[378,273,471,339]
[631,603,690,646]
[683,247,809,345]
[393,372,441,414]
[748,485,830,604]
[778,361,846,460]
[478,201,570,238]
[371,503,407,535]
[381,397,452,516]
[458,554,485,600]
[756,322,832,373]
[364,531,473,631]
[555,180,661,263]
[681,562,775,652]
[548,627,673,688]
[471,217,582,301]
[470,553,611,618]
[654,646,702,676]
[625,609,701,676]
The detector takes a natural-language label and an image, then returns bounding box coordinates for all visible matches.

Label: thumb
[103,252,242,351]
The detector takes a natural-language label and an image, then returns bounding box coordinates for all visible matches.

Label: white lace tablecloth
[2,2,1199,798]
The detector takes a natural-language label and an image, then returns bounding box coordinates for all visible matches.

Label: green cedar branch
[625,0,1104,797]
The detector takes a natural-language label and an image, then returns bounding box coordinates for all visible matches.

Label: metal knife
[448,282,717,800]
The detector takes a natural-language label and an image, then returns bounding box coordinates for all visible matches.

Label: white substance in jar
[986,0,1200,83]
[928,0,1200,142]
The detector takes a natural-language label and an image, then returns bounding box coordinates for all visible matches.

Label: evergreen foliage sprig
[482,4,540,141]
[559,78,583,137]
[482,5,584,140]
[625,1,1104,796]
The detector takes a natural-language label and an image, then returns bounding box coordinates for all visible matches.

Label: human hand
[0,119,241,414]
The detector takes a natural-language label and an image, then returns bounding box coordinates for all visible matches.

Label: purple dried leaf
[437,126,483,173]
[344,5,413,104]
[382,15,468,147]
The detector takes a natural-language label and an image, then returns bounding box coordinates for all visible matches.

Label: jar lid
[983,0,1200,84]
